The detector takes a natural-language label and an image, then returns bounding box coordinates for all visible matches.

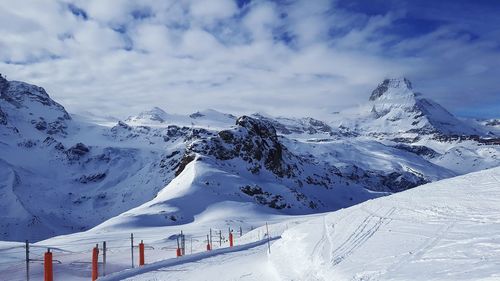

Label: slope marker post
[266,222,271,254]
[139,240,145,266]
[176,236,181,257]
[91,244,99,281]
[25,240,29,281]
[102,241,106,276]
[181,231,185,255]
[44,248,53,281]
[130,233,134,268]
[209,228,212,249]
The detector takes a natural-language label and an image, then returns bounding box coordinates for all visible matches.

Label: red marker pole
[206,234,211,251]
[139,240,145,266]
[176,236,182,257]
[92,244,99,281]
[229,232,234,247]
[44,249,53,281]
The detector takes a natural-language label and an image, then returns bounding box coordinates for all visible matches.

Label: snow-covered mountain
[337,77,490,137]
[0,74,498,242]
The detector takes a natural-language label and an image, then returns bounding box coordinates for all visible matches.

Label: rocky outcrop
[0,75,71,137]
[188,115,297,178]
[393,144,440,158]
[66,143,90,160]
[0,107,7,125]
[251,114,336,136]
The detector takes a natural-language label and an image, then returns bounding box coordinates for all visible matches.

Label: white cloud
[130,23,173,54]
[189,0,238,24]
[242,2,278,41]
[0,0,498,119]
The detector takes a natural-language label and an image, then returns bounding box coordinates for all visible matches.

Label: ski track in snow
[331,206,395,266]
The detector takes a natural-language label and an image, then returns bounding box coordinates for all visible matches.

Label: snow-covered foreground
[270,167,500,281]
[118,167,500,281]
[2,167,499,280]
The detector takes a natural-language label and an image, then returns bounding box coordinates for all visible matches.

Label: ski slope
[0,167,499,280]
[113,167,500,281]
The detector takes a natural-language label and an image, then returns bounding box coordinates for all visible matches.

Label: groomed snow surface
[1,167,500,280]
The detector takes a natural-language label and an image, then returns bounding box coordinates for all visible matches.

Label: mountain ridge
[0,74,498,241]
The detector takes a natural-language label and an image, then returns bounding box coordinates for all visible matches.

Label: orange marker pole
[139,240,145,266]
[229,232,234,247]
[44,249,53,281]
[92,244,99,281]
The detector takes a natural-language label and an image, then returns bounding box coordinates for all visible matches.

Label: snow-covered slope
[90,167,500,281]
[269,166,500,281]
[10,166,497,281]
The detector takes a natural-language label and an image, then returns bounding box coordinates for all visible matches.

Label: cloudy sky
[0,0,499,119]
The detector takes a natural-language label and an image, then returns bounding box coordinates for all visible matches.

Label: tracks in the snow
[331,207,396,266]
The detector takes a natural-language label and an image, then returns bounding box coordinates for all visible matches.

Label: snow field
[109,167,500,281]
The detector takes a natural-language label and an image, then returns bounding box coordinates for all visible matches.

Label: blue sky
[0,0,498,118]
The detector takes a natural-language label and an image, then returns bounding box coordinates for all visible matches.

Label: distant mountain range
[0,74,498,241]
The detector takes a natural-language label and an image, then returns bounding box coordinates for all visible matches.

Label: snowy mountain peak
[0,75,71,136]
[126,106,170,123]
[347,77,489,137]
[236,115,278,140]
[369,77,413,101]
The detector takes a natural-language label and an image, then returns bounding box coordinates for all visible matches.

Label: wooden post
[92,244,99,281]
[25,240,29,281]
[266,222,271,254]
[180,231,185,255]
[44,249,53,281]
[102,241,107,276]
[176,235,181,257]
[139,240,145,266]
[130,233,134,268]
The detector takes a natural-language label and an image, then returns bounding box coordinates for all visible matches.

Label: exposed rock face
[0,81,70,119]
[0,74,71,136]
[0,107,7,125]
[338,164,430,192]
[0,74,8,93]
[369,78,413,101]
[485,119,500,127]
[393,144,440,158]
[188,115,296,178]
[66,143,90,160]
[251,114,336,136]
[381,171,427,192]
